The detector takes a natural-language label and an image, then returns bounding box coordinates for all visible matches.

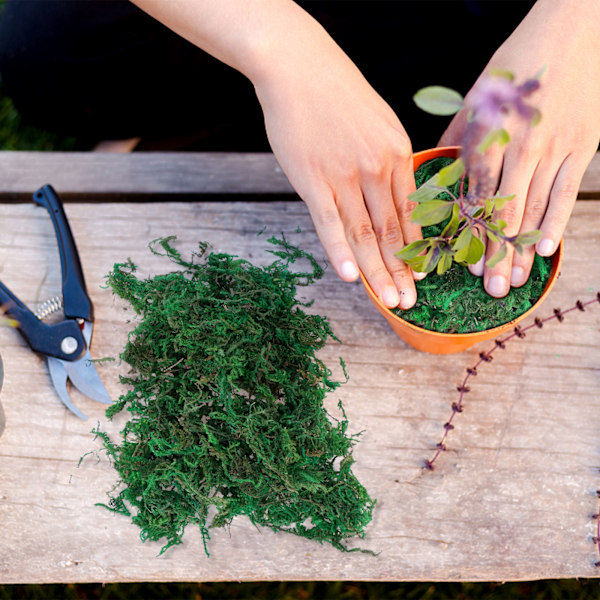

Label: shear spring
[35,296,63,320]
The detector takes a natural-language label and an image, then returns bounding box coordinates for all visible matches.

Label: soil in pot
[391,156,553,334]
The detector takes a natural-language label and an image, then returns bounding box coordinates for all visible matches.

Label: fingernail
[382,286,400,308]
[411,268,427,281]
[511,266,526,287]
[399,288,416,309]
[487,275,508,297]
[537,238,554,256]
[470,256,485,277]
[340,260,359,280]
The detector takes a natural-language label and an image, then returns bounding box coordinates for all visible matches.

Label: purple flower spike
[467,73,541,132]
[468,76,520,130]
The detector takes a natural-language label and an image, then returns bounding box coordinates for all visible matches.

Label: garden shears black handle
[33,184,93,322]
[0,185,111,420]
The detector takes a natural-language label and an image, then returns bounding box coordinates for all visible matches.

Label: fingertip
[411,268,427,281]
[536,238,555,257]
[398,287,416,310]
[486,275,509,298]
[339,260,360,282]
[510,266,527,288]
[382,286,401,309]
[469,256,485,277]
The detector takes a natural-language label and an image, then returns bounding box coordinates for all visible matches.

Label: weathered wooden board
[0,150,599,200]
[0,152,293,200]
[0,199,598,583]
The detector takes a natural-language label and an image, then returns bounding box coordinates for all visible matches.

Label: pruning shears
[0,185,111,420]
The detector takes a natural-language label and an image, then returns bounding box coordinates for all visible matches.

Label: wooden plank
[580,152,600,198]
[0,199,599,583]
[0,151,294,200]
[1,150,600,199]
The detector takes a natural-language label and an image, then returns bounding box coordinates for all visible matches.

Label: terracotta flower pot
[361,146,563,354]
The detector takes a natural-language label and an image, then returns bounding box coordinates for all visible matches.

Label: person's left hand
[439,0,600,298]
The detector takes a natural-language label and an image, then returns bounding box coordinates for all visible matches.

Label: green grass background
[1,2,600,598]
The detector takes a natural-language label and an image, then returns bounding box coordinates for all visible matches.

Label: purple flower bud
[460,72,541,167]
[466,74,540,130]
[467,76,519,129]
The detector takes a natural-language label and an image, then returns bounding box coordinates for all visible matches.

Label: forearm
[492,0,600,68]
[131,0,421,310]
[129,0,352,87]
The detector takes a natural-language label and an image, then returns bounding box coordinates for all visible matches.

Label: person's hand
[252,6,423,309]
[130,0,423,309]
[439,0,600,297]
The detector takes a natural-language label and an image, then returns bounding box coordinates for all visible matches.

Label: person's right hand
[131,0,422,308]
[251,4,423,309]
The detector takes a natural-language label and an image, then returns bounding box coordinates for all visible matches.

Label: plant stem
[424,292,600,472]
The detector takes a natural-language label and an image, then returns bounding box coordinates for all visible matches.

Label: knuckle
[526,196,548,220]
[397,197,417,222]
[499,200,521,224]
[513,138,542,164]
[388,257,412,279]
[374,216,403,246]
[358,152,385,180]
[314,205,341,228]
[330,156,359,184]
[348,220,377,246]
[336,166,357,185]
[552,179,579,205]
[391,131,413,160]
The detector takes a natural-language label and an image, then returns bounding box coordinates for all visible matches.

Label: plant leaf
[454,232,485,264]
[477,128,510,153]
[484,198,494,219]
[514,229,542,246]
[420,245,441,273]
[395,239,431,260]
[413,86,464,116]
[492,194,515,211]
[530,108,542,127]
[408,179,444,204]
[437,158,465,187]
[441,203,461,238]
[487,230,499,243]
[411,200,454,227]
[436,251,453,275]
[485,244,508,268]
[453,227,473,252]
[488,68,515,81]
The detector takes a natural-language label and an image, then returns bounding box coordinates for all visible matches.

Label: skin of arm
[130,0,424,309]
[439,0,600,297]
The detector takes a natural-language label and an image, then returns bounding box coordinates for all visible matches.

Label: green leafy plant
[397,69,544,275]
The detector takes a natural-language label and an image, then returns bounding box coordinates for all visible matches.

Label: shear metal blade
[62,350,112,405]
[47,356,88,421]
[65,319,111,404]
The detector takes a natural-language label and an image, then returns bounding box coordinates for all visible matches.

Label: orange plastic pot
[361,146,563,354]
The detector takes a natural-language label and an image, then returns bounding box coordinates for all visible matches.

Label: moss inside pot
[391,156,553,334]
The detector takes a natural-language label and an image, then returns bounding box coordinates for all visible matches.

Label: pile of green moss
[394,157,552,333]
[95,236,374,555]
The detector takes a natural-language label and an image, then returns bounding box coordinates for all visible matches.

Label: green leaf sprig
[397,70,544,276]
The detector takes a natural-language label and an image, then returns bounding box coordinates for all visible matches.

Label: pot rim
[360,146,564,340]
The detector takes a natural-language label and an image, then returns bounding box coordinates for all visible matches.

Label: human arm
[130,0,423,309]
[439,0,600,297]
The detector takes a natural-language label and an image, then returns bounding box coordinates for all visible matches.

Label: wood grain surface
[0,199,598,583]
[0,151,599,200]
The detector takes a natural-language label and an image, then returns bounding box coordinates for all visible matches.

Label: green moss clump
[96,236,374,556]
[393,157,552,333]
